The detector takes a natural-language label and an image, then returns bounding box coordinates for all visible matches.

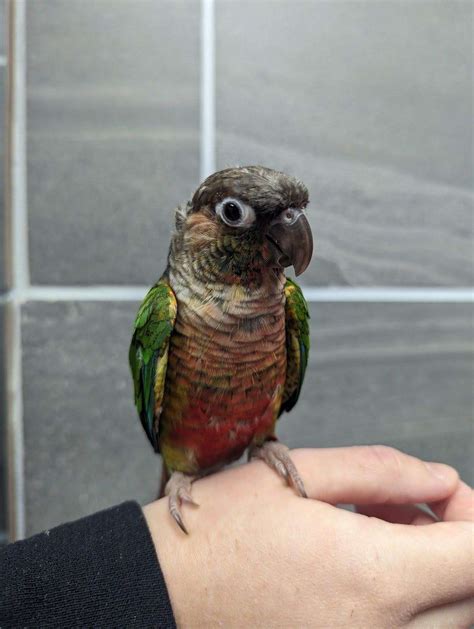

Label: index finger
[289,446,459,506]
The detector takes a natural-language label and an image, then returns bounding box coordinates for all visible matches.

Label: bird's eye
[215,197,256,228]
[223,202,241,222]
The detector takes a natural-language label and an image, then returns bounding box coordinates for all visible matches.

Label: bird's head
[172,166,313,286]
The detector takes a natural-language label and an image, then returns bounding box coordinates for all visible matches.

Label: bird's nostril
[281,209,301,225]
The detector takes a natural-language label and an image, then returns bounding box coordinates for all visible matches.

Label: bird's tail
[157,461,169,499]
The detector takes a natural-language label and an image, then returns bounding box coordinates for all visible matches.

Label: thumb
[387,520,474,613]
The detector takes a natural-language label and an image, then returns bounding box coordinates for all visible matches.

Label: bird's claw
[165,472,198,534]
[251,441,308,498]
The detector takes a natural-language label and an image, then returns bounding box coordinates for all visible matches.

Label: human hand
[144,446,474,628]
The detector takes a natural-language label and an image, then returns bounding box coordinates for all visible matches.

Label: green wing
[279,278,310,416]
[129,278,177,451]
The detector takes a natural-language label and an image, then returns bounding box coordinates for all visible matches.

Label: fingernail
[424,462,453,481]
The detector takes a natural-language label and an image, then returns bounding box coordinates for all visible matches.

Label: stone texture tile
[26,0,200,285]
[22,300,157,536]
[218,140,474,288]
[0,1,7,541]
[217,1,473,287]
[0,304,7,539]
[27,137,196,285]
[0,66,6,292]
[0,0,6,55]
[278,302,474,486]
[217,0,472,188]
[22,299,473,535]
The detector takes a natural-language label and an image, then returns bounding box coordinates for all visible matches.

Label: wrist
[143,500,206,627]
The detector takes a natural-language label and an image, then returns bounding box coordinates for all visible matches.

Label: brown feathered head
[172,165,313,283]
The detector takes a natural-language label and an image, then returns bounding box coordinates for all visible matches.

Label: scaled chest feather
[159,280,287,473]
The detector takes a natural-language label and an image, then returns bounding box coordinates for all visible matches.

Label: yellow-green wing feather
[129,278,177,451]
[280,278,310,415]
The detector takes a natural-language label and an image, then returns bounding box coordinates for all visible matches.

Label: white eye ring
[215,197,256,228]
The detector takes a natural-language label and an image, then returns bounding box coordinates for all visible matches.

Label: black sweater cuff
[0,501,176,628]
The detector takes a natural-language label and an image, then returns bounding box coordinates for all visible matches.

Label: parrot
[129,166,313,533]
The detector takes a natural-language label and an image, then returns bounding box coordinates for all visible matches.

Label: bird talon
[178,488,199,507]
[165,472,197,533]
[169,500,189,535]
[252,441,307,498]
[275,460,289,479]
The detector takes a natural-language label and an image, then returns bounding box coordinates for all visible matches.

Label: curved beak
[265,209,313,276]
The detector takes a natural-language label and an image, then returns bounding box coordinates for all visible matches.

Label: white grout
[302,287,474,303]
[10,6,29,293]
[24,285,151,302]
[6,0,27,541]
[200,0,216,180]
[1,286,473,304]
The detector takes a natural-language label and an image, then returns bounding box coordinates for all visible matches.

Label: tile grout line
[6,0,27,541]
[200,0,215,180]
[301,287,474,303]
[10,10,29,293]
[1,286,473,304]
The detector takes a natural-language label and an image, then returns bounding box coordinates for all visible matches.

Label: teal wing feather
[279,278,310,415]
[129,278,177,451]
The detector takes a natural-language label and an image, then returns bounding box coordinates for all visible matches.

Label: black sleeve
[0,501,176,628]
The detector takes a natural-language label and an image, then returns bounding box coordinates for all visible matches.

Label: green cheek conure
[129,166,313,533]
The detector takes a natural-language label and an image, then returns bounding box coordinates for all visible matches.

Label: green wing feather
[129,278,177,451]
[279,278,310,415]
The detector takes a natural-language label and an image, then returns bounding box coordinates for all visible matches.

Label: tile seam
[10,4,29,291]
[5,0,27,541]
[200,0,215,180]
[1,286,473,304]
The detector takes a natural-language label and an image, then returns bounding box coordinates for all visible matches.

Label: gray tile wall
[26,0,200,285]
[1,0,7,291]
[3,0,473,537]
[0,0,5,55]
[22,300,473,536]
[0,0,8,541]
[0,305,6,541]
[21,301,156,534]
[217,1,473,189]
[216,0,473,287]
[0,68,6,293]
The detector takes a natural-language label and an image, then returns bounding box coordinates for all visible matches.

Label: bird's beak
[265,209,313,276]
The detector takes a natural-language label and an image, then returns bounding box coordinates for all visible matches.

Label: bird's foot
[251,441,307,498]
[165,472,198,534]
